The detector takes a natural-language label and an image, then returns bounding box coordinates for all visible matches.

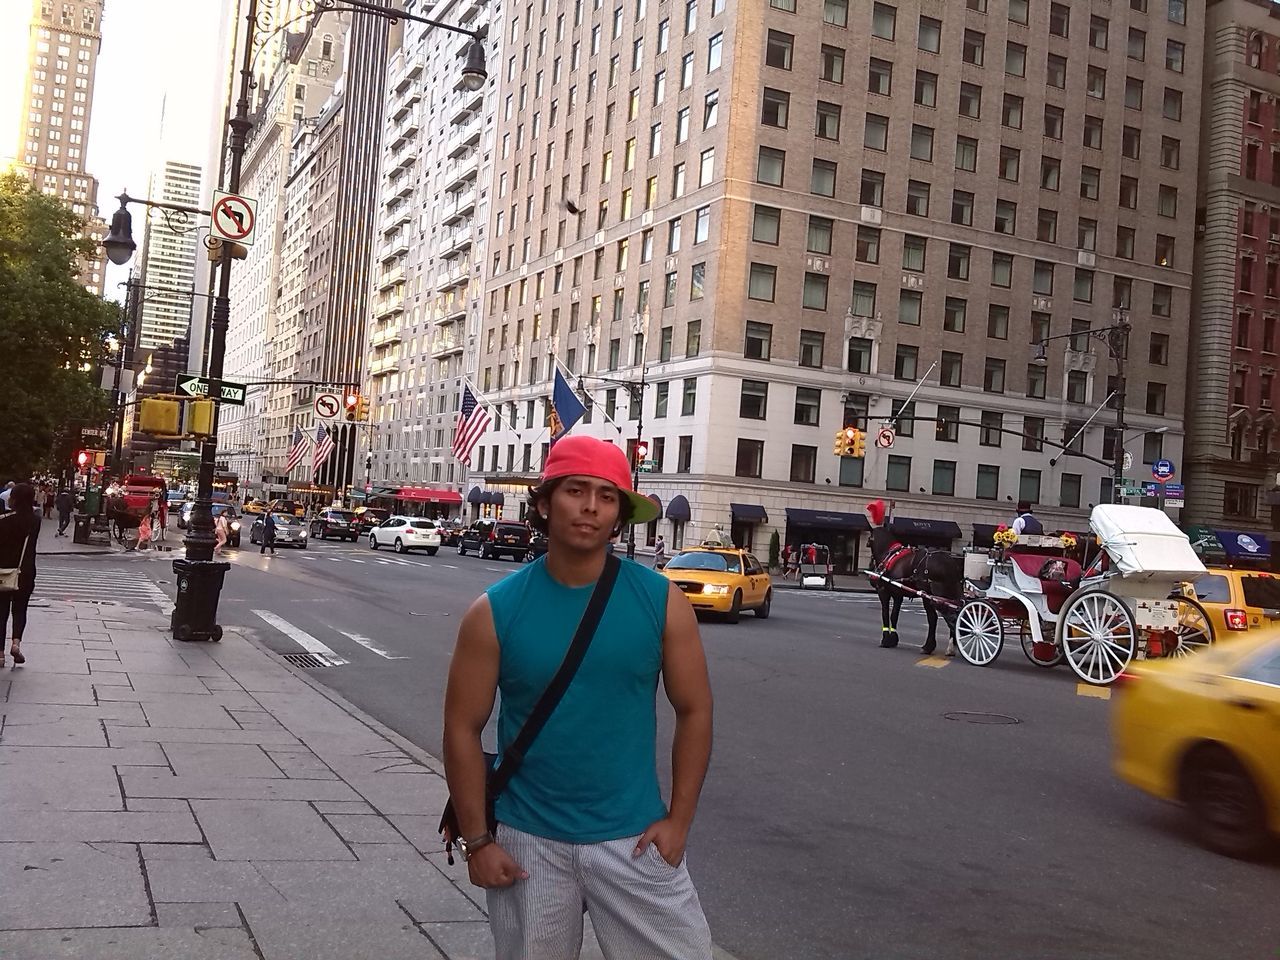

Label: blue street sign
[1142,482,1159,497]
[1163,482,1185,496]
[1152,459,1176,481]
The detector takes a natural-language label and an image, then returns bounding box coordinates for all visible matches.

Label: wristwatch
[459,831,495,861]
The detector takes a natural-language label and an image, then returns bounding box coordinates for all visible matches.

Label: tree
[768,529,780,571]
[0,172,116,480]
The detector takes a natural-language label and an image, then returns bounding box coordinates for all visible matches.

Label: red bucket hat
[865,499,887,527]
[541,435,661,524]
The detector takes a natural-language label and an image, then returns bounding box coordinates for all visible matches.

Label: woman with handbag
[0,483,40,667]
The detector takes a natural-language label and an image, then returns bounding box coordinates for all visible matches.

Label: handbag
[0,535,30,593]
[439,553,621,864]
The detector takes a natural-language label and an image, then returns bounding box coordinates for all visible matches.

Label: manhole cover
[943,712,1020,725]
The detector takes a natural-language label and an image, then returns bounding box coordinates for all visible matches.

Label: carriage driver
[1010,501,1044,536]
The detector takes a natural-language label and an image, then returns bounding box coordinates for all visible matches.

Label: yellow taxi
[660,547,771,623]
[241,499,267,515]
[1184,567,1280,638]
[1111,632,1280,859]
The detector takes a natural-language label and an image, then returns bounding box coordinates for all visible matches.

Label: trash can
[73,514,93,544]
[170,558,231,642]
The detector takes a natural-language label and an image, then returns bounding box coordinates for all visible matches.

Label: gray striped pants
[487,822,713,960]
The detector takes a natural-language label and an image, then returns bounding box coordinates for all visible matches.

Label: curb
[771,582,877,594]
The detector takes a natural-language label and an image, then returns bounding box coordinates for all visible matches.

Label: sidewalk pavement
[2,597,714,960]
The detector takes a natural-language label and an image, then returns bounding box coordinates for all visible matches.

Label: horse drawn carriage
[105,474,166,547]
[954,504,1214,685]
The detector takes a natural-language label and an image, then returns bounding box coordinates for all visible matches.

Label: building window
[932,459,957,496]
[739,379,768,419]
[871,2,896,39]
[910,124,933,162]
[765,30,793,69]
[987,305,1009,340]
[761,87,789,127]
[1067,371,1089,404]
[980,411,1002,447]
[963,29,985,66]
[808,215,833,254]
[944,297,967,333]
[1146,382,1167,415]
[940,350,963,387]
[918,15,941,53]
[790,445,817,484]
[748,263,776,301]
[951,191,974,226]
[824,0,848,27]
[958,82,981,119]
[677,435,693,473]
[847,336,873,374]
[1223,483,1258,519]
[821,45,845,83]
[895,345,918,381]
[681,377,698,415]
[795,387,821,426]
[1163,87,1182,121]
[902,234,926,272]
[816,101,841,140]
[803,273,829,310]
[892,399,916,437]
[811,159,837,197]
[1019,469,1042,505]
[984,358,1006,394]
[655,382,669,417]
[685,321,702,357]
[1046,54,1067,88]
[905,180,929,216]
[886,455,912,492]
[936,405,960,443]
[976,464,1000,500]
[915,69,937,107]
[947,243,971,280]
[757,146,785,185]
[864,113,888,151]
[862,169,885,206]
[800,330,824,368]
[868,57,893,96]
[745,321,772,359]
[752,205,780,244]
[898,290,922,325]
[852,281,876,317]
[992,253,1013,288]
[735,439,764,478]
[1060,474,1082,509]
[856,226,880,263]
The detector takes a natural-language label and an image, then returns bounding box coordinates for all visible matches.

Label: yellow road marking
[1076,683,1112,700]
[917,656,951,669]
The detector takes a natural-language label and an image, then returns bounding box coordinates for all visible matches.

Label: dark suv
[458,520,531,560]
[310,508,359,541]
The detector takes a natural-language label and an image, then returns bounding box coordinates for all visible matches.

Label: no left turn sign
[211,190,258,246]
[314,392,341,421]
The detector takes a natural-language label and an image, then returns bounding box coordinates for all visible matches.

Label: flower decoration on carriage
[1057,532,1077,550]
[992,526,1019,548]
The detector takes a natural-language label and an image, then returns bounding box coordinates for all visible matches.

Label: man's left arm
[634,582,713,866]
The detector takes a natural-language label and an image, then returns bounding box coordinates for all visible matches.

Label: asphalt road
[51,537,1280,960]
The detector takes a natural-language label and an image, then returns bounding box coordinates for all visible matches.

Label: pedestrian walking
[260,510,277,555]
[155,493,168,542]
[40,484,53,518]
[653,533,667,569]
[780,544,792,579]
[441,434,714,960]
[34,486,48,518]
[54,488,74,536]
[214,512,229,555]
[0,483,40,667]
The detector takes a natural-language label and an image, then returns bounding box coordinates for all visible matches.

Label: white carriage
[954,505,1215,685]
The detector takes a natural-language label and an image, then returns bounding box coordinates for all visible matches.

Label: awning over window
[483,491,506,506]
[666,495,691,521]
[466,486,485,504]
[1213,529,1272,560]
[890,517,963,542]
[785,508,870,532]
[730,502,768,523]
[397,488,462,504]
[646,494,662,515]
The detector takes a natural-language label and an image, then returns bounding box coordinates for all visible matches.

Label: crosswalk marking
[38,567,172,613]
[252,610,349,666]
[338,630,407,660]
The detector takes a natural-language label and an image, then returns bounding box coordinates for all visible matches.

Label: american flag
[312,423,335,476]
[452,385,491,465]
[284,426,309,473]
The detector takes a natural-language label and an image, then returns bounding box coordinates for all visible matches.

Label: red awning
[396,487,462,504]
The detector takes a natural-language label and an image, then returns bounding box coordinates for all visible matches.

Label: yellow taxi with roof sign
[661,547,772,623]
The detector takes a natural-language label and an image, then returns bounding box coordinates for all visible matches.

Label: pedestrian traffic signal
[833,429,848,457]
[343,392,360,422]
[76,450,89,469]
[356,395,370,422]
[635,440,649,464]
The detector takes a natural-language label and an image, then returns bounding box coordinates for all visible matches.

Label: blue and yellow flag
[550,366,586,443]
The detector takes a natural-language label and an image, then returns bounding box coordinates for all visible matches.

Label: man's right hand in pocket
[468,842,528,888]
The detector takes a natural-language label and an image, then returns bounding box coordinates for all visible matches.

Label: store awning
[666,495,691,521]
[973,523,999,547]
[483,491,505,506]
[466,486,485,504]
[730,502,768,523]
[890,517,963,541]
[1213,529,1272,560]
[646,494,662,514]
[397,487,463,504]
[785,508,870,532]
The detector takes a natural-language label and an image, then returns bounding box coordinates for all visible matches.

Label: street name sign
[211,190,258,246]
[176,374,246,406]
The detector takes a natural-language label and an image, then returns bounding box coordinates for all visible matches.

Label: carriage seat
[1009,554,1083,614]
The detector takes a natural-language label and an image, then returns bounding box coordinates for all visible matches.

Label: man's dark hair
[526,477,634,536]
[10,483,35,512]
[1016,500,1032,513]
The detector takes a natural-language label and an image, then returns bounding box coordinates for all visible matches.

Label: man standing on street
[54,488,74,537]
[443,434,714,960]
[260,510,277,555]
[653,533,667,569]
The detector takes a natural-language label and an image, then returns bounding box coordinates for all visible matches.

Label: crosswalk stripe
[338,630,407,660]
[38,568,172,612]
[252,610,349,666]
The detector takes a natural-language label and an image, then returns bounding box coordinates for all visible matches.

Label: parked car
[352,506,391,534]
[310,508,360,542]
[458,519,531,561]
[1182,568,1280,638]
[661,547,772,623]
[267,498,306,518]
[166,490,186,510]
[1112,632,1280,859]
[368,516,441,554]
[249,513,308,548]
[437,521,465,547]
[525,530,549,562]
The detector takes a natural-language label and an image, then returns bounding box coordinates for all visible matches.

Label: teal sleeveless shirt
[486,556,671,843]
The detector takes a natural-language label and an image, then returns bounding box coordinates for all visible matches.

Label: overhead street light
[460,36,487,90]
[103,196,136,266]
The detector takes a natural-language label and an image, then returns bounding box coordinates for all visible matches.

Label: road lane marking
[441,564,458,569]
[916,656,951,669]
[347,558,365,563]
[1076,683,1111,700]
[338,630,408,660]
[252,610,349,666]
[486,566,504,572]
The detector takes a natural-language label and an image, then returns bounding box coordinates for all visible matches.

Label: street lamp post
[1033,310,1131,502]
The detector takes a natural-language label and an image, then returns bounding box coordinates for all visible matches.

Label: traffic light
[833,429,848,457]
[76,450,90,470]
[139,397,182,436]
[343,392,360,422]
[849,427,866,459]
[183,399,216,438]
[356,395,370,422]
[635,440,649,464]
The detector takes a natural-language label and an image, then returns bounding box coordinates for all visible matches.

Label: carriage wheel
[1019,620,1064,668]
[954,599,1004,666]
[1169,597,1215,657]
[1059,589,1137,685]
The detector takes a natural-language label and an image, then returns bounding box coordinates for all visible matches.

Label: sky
[88,0,224,297]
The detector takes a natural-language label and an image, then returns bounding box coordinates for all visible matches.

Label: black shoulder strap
[488,553,621,798]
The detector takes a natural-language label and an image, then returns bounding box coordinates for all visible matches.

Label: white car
[368,516,441,555]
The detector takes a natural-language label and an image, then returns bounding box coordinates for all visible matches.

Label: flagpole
[461,375,524,440]
[549,353,624,435]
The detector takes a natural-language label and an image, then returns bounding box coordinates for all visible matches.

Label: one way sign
[176,374,247,406]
